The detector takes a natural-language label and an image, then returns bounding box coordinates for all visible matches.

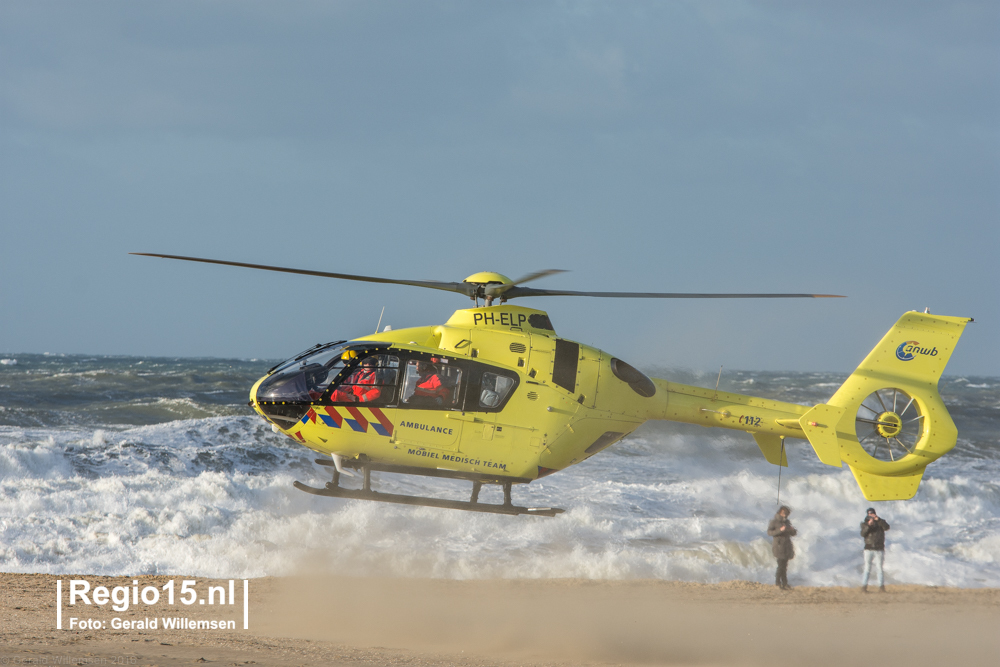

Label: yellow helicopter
[133,253,972,515]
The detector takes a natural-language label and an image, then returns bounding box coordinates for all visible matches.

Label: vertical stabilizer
[799,312,971,500]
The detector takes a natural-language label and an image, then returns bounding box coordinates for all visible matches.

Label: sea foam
[0,355,997,586]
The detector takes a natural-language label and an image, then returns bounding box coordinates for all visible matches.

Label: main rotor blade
[132,254,846,301]
[509,269,569,287]
[487,269,568,297]
[130,253,472,296]
[502,286,845,299]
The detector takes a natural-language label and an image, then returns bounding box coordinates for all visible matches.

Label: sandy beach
[2,573,998,666]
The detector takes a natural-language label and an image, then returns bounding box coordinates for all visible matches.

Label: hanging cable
[776,437,786,506]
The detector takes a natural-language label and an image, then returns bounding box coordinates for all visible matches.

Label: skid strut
[292,459,564,517]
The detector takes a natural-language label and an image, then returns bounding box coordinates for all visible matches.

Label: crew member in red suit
[332,357,381,403]
[413,361,448,404]
[351,357,382,403]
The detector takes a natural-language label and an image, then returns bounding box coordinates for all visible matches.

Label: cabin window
[329,354,399,405]
[480,372,516,408]
[401,358,463,409]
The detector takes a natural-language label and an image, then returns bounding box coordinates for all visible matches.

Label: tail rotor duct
[855,388,924,462]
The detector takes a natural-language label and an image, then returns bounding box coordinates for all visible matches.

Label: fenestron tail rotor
[855,388,924,462]
[130,253,844,301]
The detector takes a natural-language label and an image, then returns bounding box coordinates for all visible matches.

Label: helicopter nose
[248,375,280,428]
[250,371,312,429]
[249,374,263,406]
[248,376,265,417]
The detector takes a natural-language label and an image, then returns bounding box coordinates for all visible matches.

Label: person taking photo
[861,507,890,592]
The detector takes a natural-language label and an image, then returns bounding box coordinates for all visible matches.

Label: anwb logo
[896,341,938,361]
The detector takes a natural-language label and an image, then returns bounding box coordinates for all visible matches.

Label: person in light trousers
[861,507,890,592]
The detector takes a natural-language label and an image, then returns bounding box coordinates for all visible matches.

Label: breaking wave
[1,354,998,586]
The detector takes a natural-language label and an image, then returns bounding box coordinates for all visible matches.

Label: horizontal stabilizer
[799,404,846,467]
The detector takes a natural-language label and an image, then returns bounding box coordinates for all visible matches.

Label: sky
[1,1,997,376]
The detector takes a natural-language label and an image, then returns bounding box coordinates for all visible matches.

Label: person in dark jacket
[861,507,890,592]
[767,505,797,589]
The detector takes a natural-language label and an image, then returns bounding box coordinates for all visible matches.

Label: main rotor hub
[462,272,513,286]
[875,411,903,439]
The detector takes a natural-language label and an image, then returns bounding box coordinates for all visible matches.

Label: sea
[1,353,997,587]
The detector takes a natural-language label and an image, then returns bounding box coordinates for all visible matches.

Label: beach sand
[2,573,998,666]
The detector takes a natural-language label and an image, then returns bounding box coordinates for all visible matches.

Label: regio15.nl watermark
[55,579,249,631]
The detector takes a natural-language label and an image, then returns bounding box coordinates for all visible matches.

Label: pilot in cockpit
[352,357,382,402]
[332,356,382,403]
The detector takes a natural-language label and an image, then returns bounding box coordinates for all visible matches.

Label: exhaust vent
[509,342,527,354]
[526,391,539,401]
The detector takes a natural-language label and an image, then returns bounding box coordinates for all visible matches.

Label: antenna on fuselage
[375,306,385,334]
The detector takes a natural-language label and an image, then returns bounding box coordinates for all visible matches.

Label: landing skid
[293,458,565,517]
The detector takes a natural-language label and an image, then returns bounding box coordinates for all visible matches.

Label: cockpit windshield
[257,343,354,403]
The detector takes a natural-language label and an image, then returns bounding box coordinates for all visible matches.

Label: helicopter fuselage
[250,305,812,485]
[131,253,969,504]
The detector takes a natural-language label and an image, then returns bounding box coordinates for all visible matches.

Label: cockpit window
[265,341,345,376]
[479,372,515,408]
[330,354,399,405]
[401,359,462,409]
[257,344,351,403]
